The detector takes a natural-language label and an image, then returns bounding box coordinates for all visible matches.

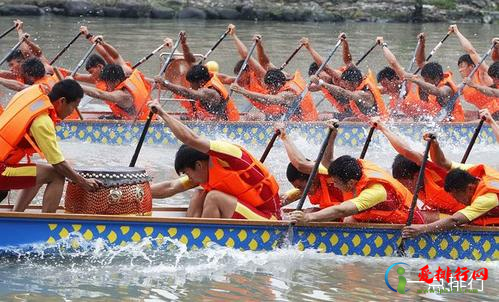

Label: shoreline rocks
[0,0,496,23]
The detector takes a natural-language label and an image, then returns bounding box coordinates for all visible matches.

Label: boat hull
[1,213,497,261]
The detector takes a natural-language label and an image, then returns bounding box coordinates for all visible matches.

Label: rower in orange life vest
[0,80,101,210]
[403,165,499,238]
[146,99,281,220]
[462,62,499,113]
[449,25,498,118]
[278,121,344,212]
[289,154,425,225]
[301,35,355,120]
[0,58,60,92]
[372,118,465,220]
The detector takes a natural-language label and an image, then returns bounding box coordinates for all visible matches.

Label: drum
[65,167,152,215]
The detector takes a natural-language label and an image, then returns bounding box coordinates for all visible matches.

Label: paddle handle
[461,117,486,164]
[296,127,336,211]
[0,25,16,40]
[398,40,421,100]
[132,43,164,69]
[49,32,82,65]
[279,44,304,70]
[199,30,229,64]
[359,125,376,159]
[354,42,377,66]
[70,40,99,77]
[0,38,25,66]
[158,35,182,77]
[259,130,280,163]
[412,31,451,75]
[227,38,259,101]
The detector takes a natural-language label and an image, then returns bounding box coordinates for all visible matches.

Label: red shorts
[0,162,37,190]
[231,198,278,220]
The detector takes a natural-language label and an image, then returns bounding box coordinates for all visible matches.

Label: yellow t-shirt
[458,193,499,221]
[350,183,387,212]
[29,114,64,165]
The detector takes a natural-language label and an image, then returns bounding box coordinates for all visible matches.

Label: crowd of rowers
[0,21,499,240]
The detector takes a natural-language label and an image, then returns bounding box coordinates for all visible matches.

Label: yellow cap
[206,60,219,73]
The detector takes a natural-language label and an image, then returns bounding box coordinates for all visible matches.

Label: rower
[373,118,464,218]
[279,121,344,213]
[462,62,499,114]
[289,155,424,224]
[0,80,101,212]
[0,57,60,92]
[403,164,499,238]
[449,25,497,117]
[155,50,240,121]
[147,99,281,220]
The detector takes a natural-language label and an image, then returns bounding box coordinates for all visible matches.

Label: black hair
[444,169,479,192]
[233,59,247,74]
[21,57,45,79]
[457,54,474,66]
[264,68,287,87]
[328,155,362,183]
[286,162,310,182]
[100,64,126,83]
[421,62,444,81]
[174,144,209,175]
[341,66,363,85]
[48,79,84,103]
[488,61,499,79]
[6,49,24,63]
[186,64,211,83]
[85,54,106,70]
[377,66,399,82]
[391,154,420,179]
[308,62,319,76]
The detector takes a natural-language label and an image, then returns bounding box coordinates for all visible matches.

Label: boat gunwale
[0,211,497,233]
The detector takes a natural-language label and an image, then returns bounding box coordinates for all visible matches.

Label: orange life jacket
[349,70,388,121]
[389,82,436,117]
[288,70,318,121]
[308,173,344,209]
[35,74,58,89]
[464,164,499,226]
[350,160,423,224]
[404,72,465,121]
[199,144,280,215]
[0,84,57,164]
[462,77,499,114]
[419,161,465,214]
[105,69,152,120]
[193,73,240,121]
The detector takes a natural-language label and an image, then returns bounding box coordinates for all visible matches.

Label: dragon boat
[0,206,497,261]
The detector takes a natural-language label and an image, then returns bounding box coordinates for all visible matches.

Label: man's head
[21,57,46,84]
[286,162,319,194]
[48,79,84,119]
[457,54,475,79]
[264,68,287,94]
[377,67,400,93]
[100,64,126,91]
[308,62,319,76]
[421,62,444,85]
[340,66,363,91]
[328,155,362,192]
[444,169,479,205]
[6,50,25,76]
[488,61,499,86]
[85,54,106,81]
[174,144,210,184]
[186,64,211,89]
[391,154,420,191]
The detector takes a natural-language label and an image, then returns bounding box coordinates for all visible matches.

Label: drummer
[0,80,101,212]
[147,99,281,220]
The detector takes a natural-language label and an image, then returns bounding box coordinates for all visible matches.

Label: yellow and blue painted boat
[0,207,497,261]
[56,120,497,147]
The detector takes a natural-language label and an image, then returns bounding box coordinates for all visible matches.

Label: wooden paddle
[0,35,27,66]
[279,44,304,70]
[398,40,421,100]
[198,29,230,65]
[412,31,451,75]
[226,37,260,102]
[70,38,101,77]
[129,35,181,167]
[359,124,376,159]
[132,43,165,69]
[49,32,82,65]
[260,38,343,163]
[0,190,8,203]
[436,42,496,121]
[397,135,434,257]
[461,117,486,164]
[0,25,16,40]
[354,42,377,66]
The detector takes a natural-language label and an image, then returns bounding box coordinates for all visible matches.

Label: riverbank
[0,0,497,23]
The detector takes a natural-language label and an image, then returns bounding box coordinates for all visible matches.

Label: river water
[0,16,498,301]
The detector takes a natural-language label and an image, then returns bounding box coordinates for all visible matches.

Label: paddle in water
[0,34,28,66]
[360,124,376,159]
[461,117,486,164]
[129,34,182,167]
[49,32,82,65]
[259,37,343,163]
[198,28,230,65]
[397,134,434,257]
[0,24,16,40]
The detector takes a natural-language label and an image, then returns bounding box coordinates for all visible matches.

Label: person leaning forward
[0,80,101,212]
[147,99,281,220]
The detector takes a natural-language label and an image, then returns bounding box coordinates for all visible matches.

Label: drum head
[164,58,191,87]
[74,166,151,187]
